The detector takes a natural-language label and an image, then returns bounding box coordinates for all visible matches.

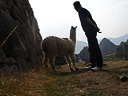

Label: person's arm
[86,18,101,33]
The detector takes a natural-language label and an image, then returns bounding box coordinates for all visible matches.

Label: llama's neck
[70,30,76,45]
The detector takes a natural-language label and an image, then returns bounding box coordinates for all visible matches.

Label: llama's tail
[41,40,47,54]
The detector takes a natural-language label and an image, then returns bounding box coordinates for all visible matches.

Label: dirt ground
[57,62,128,96]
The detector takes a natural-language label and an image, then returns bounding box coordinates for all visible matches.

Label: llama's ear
[75,26,77,28]
[71,26,73,28]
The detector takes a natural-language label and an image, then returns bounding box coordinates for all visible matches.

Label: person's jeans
[87,37,103,68]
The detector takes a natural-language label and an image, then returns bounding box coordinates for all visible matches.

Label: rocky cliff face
[0,0,44,74]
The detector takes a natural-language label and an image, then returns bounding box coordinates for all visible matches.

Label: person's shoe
[91,67,102,71]
[85,66,92,70]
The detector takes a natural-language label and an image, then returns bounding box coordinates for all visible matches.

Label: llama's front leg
[70,54,79,71]
[65,55,73,71]
[49,55,56,71]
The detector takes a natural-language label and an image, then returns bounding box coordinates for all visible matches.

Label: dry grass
[0,60,128,96]
[0,71,33,95]
[0,66,102,96]
[103,60,128,76]
[103,54,117,61]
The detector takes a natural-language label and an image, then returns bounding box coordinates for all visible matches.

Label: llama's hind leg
[70,54,79,71]
[49,55,56,71]
[65,55,73,71]
[44,53,49,69]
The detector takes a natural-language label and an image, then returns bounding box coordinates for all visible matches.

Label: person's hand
[95,26,100,31]
[95,26,102,33]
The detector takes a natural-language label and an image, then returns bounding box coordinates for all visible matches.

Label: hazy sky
[29,0,128,42]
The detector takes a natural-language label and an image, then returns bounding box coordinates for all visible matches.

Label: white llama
[41,26,79,71]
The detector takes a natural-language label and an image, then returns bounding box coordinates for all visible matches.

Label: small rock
[103,64,108,66]
[94,83,99,85]
[119,76,128,82]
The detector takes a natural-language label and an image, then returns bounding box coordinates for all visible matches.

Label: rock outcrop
[115,39,128,60]
[99,38,117,55]
[77,46,90,63]
[0,0,44,75]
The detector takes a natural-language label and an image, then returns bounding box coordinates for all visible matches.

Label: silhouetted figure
[73,1,103,71]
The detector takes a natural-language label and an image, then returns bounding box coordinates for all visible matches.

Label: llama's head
[70,26,77,34]
[71,26,77,31]
[70,26,77,44]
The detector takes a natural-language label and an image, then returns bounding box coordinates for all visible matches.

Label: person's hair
[73,1,81,8]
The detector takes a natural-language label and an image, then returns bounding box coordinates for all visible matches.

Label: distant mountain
[98,33,128,45]
[99,38,117,55]
[75,33,128,55]
[109,33,128,45]
[75,41,87,54]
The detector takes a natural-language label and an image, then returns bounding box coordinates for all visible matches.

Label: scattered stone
[119,76,128,82]
[103,64,108,66]
[94,83,99,85]
[86,63,91,67]
[10,64,19,75]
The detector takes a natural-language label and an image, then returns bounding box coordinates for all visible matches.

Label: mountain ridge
[108,33,128,45]
[99,38,117,55]
[75,33,128,54]
[75,41,87,54]
[98,33,128,45]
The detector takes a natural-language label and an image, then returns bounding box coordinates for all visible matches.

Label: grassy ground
[103,60,128,76]
[103,54,117,61]
[0,60,128,96]
[76,61,128,96]
[0,66,102,96]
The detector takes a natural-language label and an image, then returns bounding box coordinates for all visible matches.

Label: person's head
[73,1,82,12]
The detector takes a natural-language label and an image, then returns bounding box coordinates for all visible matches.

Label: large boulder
[0,9,27,59]
[0,0,44,73]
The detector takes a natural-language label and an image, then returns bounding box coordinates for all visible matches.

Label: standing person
[73,1,103,71]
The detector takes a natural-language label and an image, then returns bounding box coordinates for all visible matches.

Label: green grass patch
[103,53,119,61]
[103,61,128,77]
